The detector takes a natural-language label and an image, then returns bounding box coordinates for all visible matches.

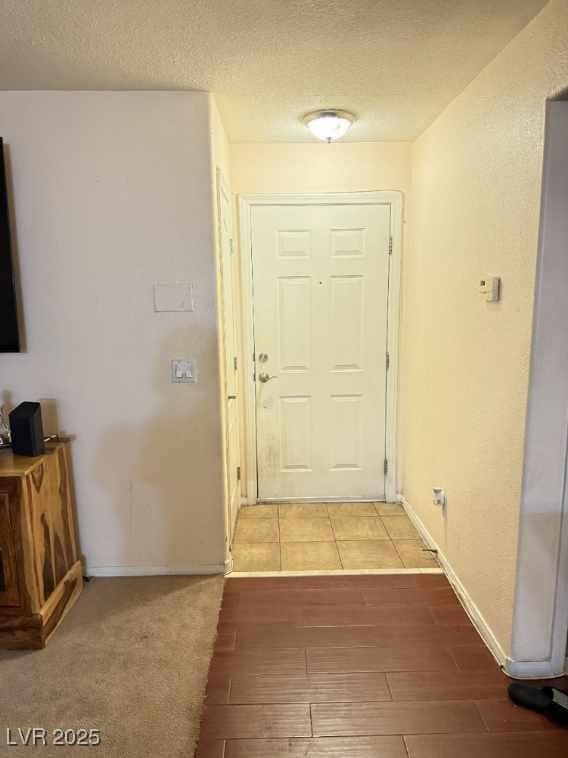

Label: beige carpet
[0,575,224,757]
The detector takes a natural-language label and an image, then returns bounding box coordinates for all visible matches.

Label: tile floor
[196,574,568,757]
[231,502,439,572]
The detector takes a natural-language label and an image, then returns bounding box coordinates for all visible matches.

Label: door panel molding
[238,191,403,504]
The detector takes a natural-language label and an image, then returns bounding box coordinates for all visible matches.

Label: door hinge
[233,356,238,371]
[237,466,241,481]
[388,236,393,255]
[386,351,390,371]
[384,458,389,476]
[229,238,234,256]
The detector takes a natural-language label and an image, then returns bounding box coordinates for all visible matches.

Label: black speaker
[9,402,45,457]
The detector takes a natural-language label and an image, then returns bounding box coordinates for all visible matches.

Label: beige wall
[210,95,232,189]
[0,91,226,574]
[231,142,411,196]
[401,0,568,654]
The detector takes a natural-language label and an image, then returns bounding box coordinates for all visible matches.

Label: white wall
[401,0,568,656]
[0,91,226,574]
[231,142,411,196]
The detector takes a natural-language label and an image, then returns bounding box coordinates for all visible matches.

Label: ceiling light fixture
[303,109,355,143]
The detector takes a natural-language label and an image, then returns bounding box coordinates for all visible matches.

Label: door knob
[258,372,277,383]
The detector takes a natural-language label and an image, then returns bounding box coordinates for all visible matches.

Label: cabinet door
[0,482,21,607]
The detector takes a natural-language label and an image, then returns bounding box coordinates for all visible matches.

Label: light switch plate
[171,359,197,383]
[154,283,194,312]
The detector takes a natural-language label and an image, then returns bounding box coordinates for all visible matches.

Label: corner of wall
[402,498,508,669]
[399,0,568,671]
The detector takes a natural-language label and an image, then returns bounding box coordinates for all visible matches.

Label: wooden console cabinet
[0,442,82,649]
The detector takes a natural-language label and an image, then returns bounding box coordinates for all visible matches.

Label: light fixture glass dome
[303,109,355,142]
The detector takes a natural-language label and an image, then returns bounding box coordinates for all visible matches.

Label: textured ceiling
[0,0,547,141]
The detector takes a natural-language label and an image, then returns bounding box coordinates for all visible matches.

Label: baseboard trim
[86,563,225,577]
[401,498,508,670]
[259,497,386,503]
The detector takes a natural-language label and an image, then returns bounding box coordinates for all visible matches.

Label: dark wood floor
[195,574,568,757]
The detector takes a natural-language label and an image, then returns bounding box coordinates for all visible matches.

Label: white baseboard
[401,497,507,670]
[85,563,225,577]
[259,497,385,503]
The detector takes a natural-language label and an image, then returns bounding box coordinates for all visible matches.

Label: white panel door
[251,202,391,500]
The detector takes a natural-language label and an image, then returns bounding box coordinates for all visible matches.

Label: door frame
[216,168,241,545]
[238,191,403,504]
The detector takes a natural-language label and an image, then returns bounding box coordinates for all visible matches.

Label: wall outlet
[433,488,446,507]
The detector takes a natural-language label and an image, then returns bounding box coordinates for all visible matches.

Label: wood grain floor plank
[298,605,436,627]
[199,704,312,740]
[430,605,471,626]
[222,588,368,608]
[387,670,507,701]
[194,741,225,758]
[219,606,297,624]
[224,622,481,649]
[209,648,307,676]
[448,643,500,671]
[362,586,456,606]
[205,672,231,704]
[219,604,437,626]
[405,732,568,757]
[224,574,448,593]
[228,672,391,704]
[476,699,559,732]
[214,629,237,651]
[307,645,457,674]
[311,701,485,736]
[224,736,408,756]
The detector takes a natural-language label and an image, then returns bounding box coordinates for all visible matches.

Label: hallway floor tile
[232,502,438,572]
